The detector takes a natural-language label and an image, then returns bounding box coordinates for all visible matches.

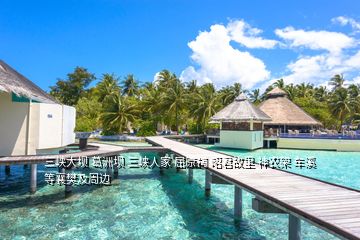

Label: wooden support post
[30,164,37,194]
[234,186,242,220]
[205,170,211,196]
[289,214,301,240]
[113,156,119,178]
[188,168,193,183]
[113,165,119,177]
[158,156,163,174]
[5,165,10,175]
[79,138,88,150]
[65,168,72,194]
[267,140,270,148]
[106,165,112,179]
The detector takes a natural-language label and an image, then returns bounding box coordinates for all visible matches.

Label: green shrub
[136,121,156,136]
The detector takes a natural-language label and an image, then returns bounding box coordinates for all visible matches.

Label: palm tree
[186,79,198,93]
[314,86,328,102]
[100,93,139,134]
[297,83,314,98]
[189,83,222,132]
[263,85,274,98]
[140,83,163,117]
[329,87,351,129]
[284,84,297,100]
[122,74,139,96]
[142,82,155,91]
[155,70,177,89]
[161,79,187,133]
[249,89,261,104]
[220,83,244,105]
[96,73,121,102]
[273,78,285,89]
[329,74,345,90]
[348,84,360,98]
[348,84,360,119]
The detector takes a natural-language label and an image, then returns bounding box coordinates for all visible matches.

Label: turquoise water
[199,145,360,190]
[0,144,359,239]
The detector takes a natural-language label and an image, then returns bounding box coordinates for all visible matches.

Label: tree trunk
[176,106,179,135]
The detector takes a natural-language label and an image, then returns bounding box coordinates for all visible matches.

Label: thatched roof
[267,87,287,96]
[259,87,322,126]
[0,60,57,104]
[211,93,271,122]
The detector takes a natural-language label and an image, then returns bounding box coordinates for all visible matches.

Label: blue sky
[1,0,360,91]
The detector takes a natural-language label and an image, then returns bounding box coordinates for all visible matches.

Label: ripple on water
[0,147,356,239]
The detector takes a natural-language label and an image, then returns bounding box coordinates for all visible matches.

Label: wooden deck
[0,143,167,165]
[146,136,360,240]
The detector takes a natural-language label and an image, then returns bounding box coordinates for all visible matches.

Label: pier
[146,136,360,240]
[0,143,168,194]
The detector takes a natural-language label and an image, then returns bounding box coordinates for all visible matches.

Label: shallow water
[0,144,359,239]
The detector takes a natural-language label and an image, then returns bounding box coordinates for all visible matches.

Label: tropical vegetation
[50,68,360,135]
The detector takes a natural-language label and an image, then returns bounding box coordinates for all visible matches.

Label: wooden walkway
[146,136,360,240]
[0,143,167,165]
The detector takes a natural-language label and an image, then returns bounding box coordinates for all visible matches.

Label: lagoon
[0,144,359,239]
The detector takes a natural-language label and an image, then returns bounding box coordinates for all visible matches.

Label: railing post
[289,214,301,240]
[205,170,211,196]
[234,186,242,220]
[30,164,37,194]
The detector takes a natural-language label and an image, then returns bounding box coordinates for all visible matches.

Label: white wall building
[0,60,76,156]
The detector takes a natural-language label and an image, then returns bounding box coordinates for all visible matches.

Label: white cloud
[275,27,355,54]
[227,20,278,49]
[344,76,360,86]
[153,72,161,82]
[181,18,360,91]
[271,49,360,88]
[352,76,360,84]
[180,20,273,88]
[332,16,360,33]
[271,24,360,88]
[345,50,360,67]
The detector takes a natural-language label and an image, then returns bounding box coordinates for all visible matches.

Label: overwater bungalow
[0,60,76,156]
[259,87,322,134]
[211,93,271,150]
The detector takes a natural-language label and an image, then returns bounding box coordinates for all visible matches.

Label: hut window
[222,122,250,131]
[253,122,263,131]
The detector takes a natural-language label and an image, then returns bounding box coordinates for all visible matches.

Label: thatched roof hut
[211,93,270,150]
[211,93,271,122]
[0,60,57,104]
[259,87,321,127]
